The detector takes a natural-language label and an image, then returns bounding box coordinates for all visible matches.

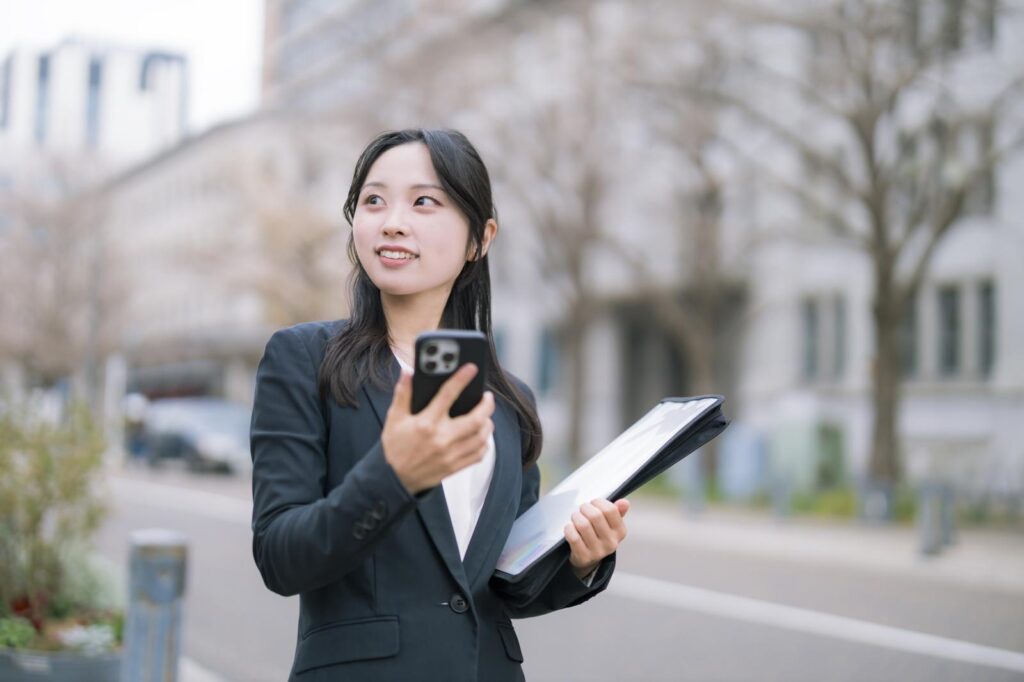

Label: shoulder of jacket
[503,371,536,406]
[270,319,348,358]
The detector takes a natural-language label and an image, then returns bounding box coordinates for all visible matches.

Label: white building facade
[0,37,187,166]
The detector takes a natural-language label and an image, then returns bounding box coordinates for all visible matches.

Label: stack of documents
[494,396,728,583]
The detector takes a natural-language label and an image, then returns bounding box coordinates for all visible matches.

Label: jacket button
[373,500,387,517]
[353,526,367,540]
[449,594,468,614]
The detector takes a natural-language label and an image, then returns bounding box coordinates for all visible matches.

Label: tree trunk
[868,277,902,485]
[565,297,588,470]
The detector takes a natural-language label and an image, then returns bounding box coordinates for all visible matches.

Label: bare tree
[690,0,1023,485]
[480,9,618,469]
[0,158,125,402]
[179,124,351,329]
[362,1,617,468]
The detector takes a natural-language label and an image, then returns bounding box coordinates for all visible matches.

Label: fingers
[615,498,630,517]
[427,363,478,418]
[449,390,495,430]
[447,417,494,466]
[591,498,628,539]
[565,498,630,569]
[579,502,615,542]
[564,522,589,563]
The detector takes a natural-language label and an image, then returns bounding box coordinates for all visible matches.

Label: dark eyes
[362,194,440,207]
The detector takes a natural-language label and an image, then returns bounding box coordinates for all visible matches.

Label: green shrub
[0,616,37,649]
[0,396,113,649]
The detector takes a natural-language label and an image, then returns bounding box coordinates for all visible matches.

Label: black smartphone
[411,330,489,417]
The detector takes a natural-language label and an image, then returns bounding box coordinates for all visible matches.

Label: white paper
[496,398,717,576]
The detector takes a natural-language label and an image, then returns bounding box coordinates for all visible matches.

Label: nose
[382,207,408,237]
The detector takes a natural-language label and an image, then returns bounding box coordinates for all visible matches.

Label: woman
[250,128,629,681]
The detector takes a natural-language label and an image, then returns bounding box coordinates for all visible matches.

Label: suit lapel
[462,394,520,586]
[362,358,469,592]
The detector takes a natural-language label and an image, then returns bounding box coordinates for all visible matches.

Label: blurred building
[733,5,1024,501]
[257,0,747,467]
[0,37,191,401]
[95,111,349,405]
[31,0,1012,497]
[0,37,187,167]
[256,0,1024,499]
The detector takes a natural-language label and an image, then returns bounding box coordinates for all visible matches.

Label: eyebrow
[362,181,446,192]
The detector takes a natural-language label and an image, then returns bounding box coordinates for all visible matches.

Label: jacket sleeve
[250,327,418,597]
[493,379,616,618]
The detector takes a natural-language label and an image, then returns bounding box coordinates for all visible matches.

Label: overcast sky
[0,0,263,133]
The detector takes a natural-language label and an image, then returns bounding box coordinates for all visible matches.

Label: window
[965,120,996,216]
[901,295,919,378]
[801,295,845,382]
[942,0,964,52]
[937,285,961,376]
[86,57,103,149]
[976,0,997,47]
[35,54,50,144]
[139,52,183,91]
[832,294,846,379]
[537,326,560,395]
[0,54,11,129]
[978,281,995,378]
[801,299,819,380]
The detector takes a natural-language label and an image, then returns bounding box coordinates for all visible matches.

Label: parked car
[141,397,252,474]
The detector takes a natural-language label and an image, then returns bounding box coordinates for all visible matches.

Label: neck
[381,286,453,360]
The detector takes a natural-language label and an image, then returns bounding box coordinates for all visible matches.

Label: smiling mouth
[377,249,418,260]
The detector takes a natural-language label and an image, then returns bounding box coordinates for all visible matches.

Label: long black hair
[317,128,542,468]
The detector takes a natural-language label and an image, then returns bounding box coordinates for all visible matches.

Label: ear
[468,219,499,261]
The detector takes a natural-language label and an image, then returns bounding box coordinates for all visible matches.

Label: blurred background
[1,0,1023,681]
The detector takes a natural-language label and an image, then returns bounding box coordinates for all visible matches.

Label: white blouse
[394,353,495,560]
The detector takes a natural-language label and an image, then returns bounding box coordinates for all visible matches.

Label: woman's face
[352,142,478,299]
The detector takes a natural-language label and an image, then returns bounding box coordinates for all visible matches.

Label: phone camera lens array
[419,339,459,374]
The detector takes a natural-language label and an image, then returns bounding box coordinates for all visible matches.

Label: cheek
[351,221,375,260]
[422,231,471,272]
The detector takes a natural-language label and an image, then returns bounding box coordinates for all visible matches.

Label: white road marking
[612,571,1024,674]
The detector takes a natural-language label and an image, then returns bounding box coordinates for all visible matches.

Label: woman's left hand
[564,498,630,579]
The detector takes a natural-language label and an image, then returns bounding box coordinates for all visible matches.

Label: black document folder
[492,395,729,587]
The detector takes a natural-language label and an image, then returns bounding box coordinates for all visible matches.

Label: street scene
[3,0,1024,680]
[96,466,1024,681]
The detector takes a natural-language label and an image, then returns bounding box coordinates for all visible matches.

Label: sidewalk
[626,497,1024,595]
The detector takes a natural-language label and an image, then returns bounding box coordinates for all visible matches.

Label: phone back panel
[411,330,489,417]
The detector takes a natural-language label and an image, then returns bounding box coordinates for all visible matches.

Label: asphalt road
[94,467,1024,682]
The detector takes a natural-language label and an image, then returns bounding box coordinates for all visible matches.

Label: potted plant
[0,395,123,681]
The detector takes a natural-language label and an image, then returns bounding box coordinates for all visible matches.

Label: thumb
[615,498,630,517]
[391,367,413,415]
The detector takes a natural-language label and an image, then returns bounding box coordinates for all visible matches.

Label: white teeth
[379,249,416,260]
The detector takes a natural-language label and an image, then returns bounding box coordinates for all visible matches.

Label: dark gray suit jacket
[250,320,615,681]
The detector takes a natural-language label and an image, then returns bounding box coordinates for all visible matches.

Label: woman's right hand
[381,364,495,495]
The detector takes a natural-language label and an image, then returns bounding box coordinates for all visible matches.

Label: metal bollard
[918,482,942,556]
[121,529,188,682]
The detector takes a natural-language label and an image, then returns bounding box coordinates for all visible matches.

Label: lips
[376,245,419,268]
[378,248,417,260]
